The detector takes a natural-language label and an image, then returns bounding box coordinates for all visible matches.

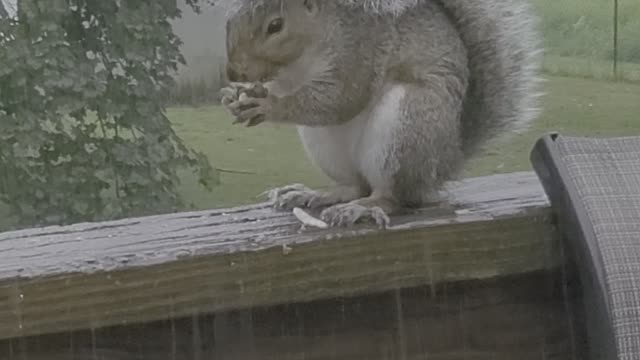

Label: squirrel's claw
[320,203,390,229]
[274,190,319,210]
[260,183,315,210]
[260,183,312,201]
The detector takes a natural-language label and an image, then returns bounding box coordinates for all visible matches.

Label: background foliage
[0,0,217,230]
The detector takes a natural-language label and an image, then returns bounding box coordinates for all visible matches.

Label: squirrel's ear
[302,0,318,14]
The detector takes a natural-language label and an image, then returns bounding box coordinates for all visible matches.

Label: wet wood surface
[0,172,559,340]
[0,270,586,360]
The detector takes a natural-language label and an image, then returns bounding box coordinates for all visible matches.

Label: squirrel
[217,0,543,228]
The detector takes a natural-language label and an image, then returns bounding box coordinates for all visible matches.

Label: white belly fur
[297,121,362,185]
[297,84,407,193]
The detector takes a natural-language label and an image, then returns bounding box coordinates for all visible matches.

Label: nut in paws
[220,82,271,127]
[228,95,275,127]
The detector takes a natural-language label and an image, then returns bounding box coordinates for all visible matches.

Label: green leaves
[0,0,216,230]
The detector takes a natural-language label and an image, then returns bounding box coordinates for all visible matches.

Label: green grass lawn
[543,55,640,82]
[171,75,640,210]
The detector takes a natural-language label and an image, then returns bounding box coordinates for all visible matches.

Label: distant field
[169,75,640,211]
[544,55,640,82]
[534,0,640,81]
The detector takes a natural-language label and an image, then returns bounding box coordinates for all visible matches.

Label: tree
[0,0,217,230]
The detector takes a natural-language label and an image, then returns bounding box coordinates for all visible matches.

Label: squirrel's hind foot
[263,184,362,211]
[320,196,398,229]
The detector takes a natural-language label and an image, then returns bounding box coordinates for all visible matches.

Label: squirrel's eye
[266,18,284,35]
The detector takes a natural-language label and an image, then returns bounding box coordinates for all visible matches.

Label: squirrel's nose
[226,64,247,83]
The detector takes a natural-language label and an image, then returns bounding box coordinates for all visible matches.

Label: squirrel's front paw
[221,82,271,127]
[227,95,275,127]
[320,203,390,228]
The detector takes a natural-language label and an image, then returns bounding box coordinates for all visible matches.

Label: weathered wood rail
[0,171,559,341]
[0,171,575,360]
[1,269,584,360]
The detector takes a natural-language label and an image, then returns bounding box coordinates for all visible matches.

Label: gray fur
[219,0,543,227]
[434,0,544,155]
[342,0,544,154]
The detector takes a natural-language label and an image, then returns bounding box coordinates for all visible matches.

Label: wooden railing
[0,171,581,359]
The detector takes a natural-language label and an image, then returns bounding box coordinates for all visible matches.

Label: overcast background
[172,0,227,94]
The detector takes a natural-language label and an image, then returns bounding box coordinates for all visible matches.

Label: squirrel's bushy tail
[348,0,544,155]
[435,0,543,155]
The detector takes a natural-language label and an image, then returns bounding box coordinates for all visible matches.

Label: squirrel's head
[224,0,323,83]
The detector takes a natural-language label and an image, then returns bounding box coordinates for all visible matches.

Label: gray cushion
[531,134,640,360]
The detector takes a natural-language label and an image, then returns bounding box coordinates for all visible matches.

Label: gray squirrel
[217,0,543,227]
